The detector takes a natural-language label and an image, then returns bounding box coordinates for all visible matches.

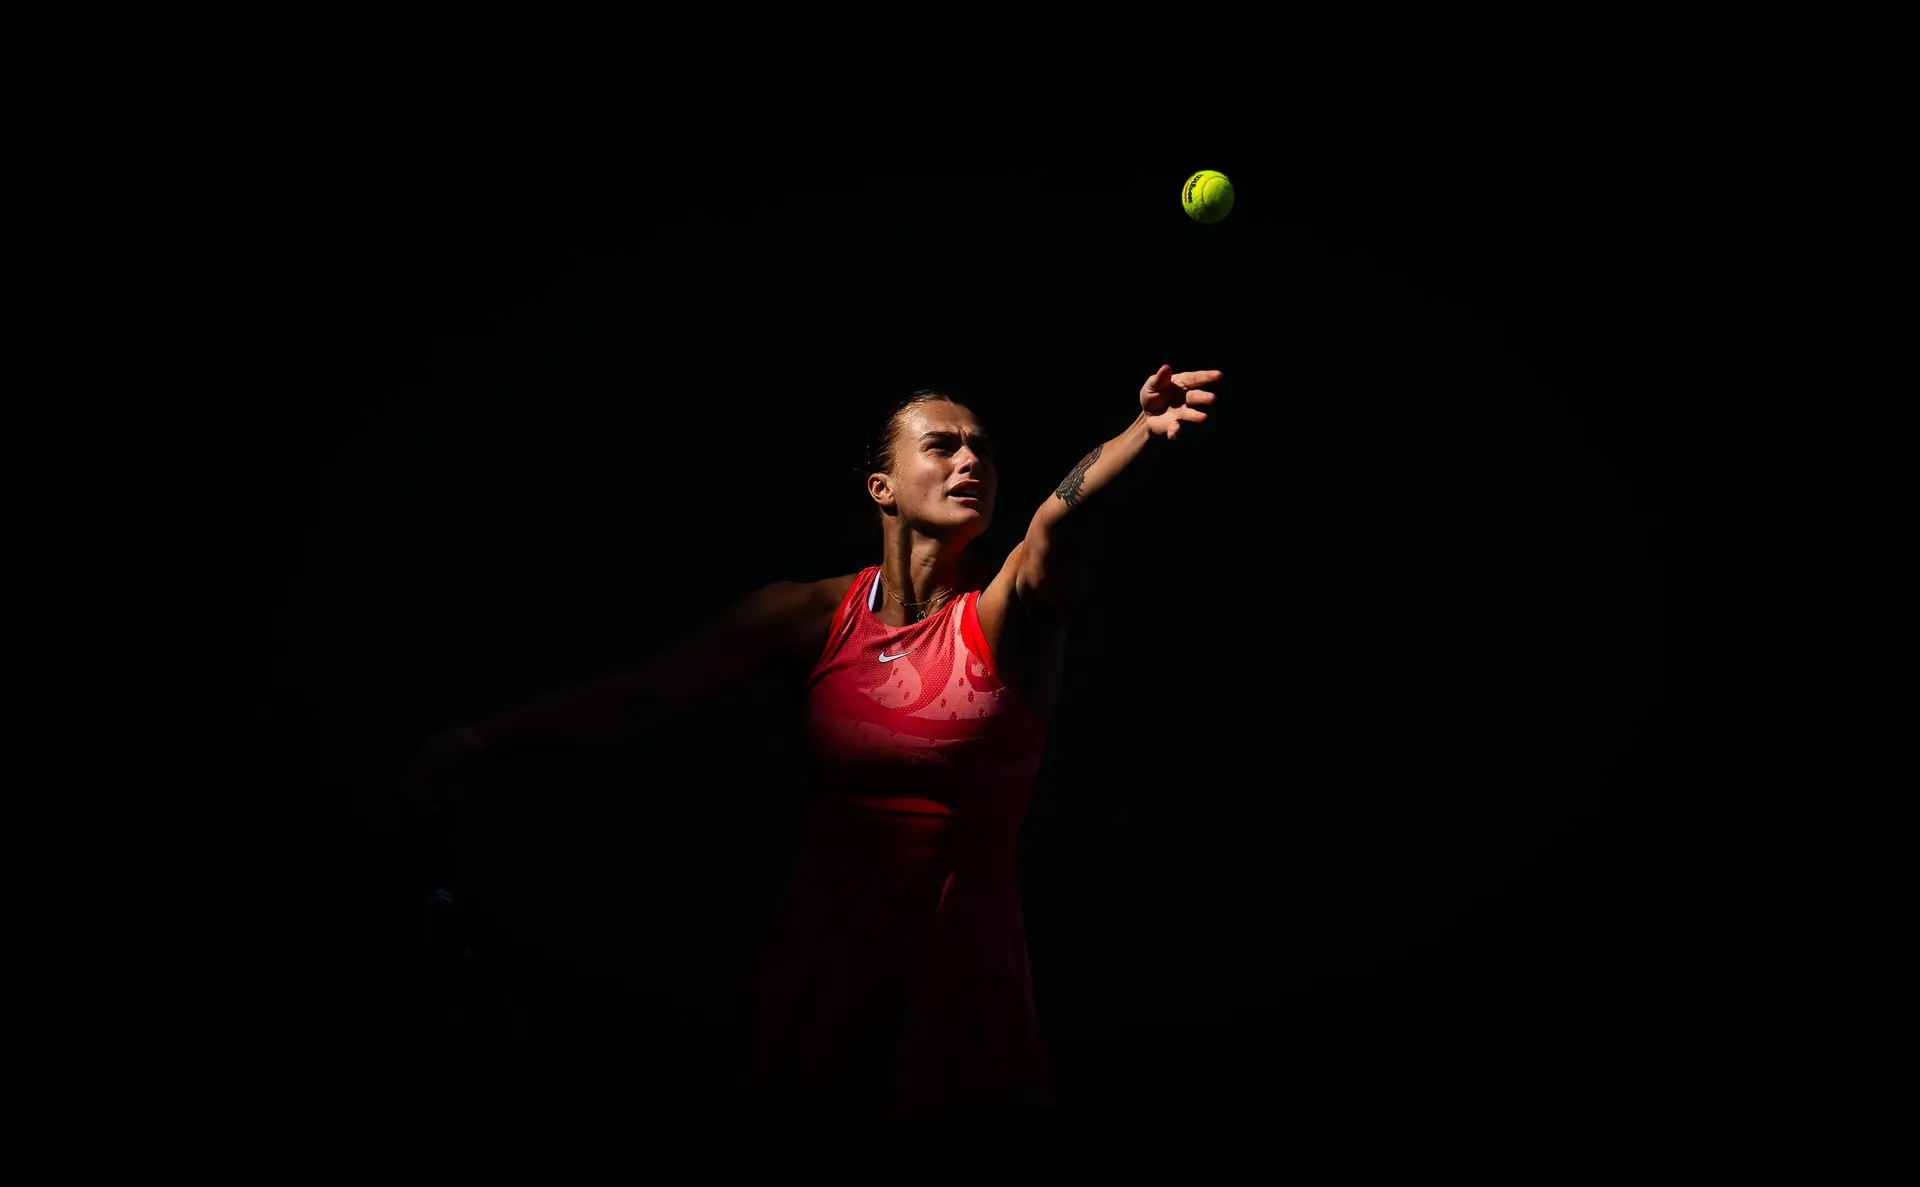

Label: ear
[867,472,895,510]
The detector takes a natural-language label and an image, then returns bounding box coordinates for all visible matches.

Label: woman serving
[401,364,1222,1140]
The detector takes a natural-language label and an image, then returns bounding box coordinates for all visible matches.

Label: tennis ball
[1182,169,1235,223]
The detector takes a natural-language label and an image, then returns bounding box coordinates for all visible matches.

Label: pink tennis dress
[735,566,1056,1133]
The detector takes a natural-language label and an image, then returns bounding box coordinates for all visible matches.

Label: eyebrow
[920,429,993,446]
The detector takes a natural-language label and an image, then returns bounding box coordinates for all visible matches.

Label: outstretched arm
[398,577,843,828]
[1010,364,1221,619]
[468,579,836,752]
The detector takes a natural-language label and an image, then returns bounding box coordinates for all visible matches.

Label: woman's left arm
[1007,364,1222,620]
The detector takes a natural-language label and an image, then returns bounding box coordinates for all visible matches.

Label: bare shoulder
[973,542,1067,718]
[789,571,862,620]
[761,571,863,665]
[977,542,1025,635]
[976,541,1062,652]
[809,570,864,605]
[738,572,858,614]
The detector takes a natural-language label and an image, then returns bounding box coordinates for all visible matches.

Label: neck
[876,526,971,625]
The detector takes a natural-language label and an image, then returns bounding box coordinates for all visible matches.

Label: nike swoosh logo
[878,649,916,663]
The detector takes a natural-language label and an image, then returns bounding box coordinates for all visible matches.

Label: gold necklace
[883,578,954,622]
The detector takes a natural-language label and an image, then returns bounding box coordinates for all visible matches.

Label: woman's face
[873,401,997,538]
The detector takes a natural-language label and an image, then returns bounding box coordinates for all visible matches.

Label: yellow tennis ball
[1182,169,1235,223]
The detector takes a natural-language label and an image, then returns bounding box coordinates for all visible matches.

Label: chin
[931,511,990,542]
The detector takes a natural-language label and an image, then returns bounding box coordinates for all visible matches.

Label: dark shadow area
[77,48,1856,1165]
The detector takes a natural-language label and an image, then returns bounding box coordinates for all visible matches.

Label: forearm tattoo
[1054,443,1101,507]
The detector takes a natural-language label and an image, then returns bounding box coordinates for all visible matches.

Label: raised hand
[1139,365,1221,441]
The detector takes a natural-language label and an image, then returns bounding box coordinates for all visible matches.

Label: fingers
[1150,405,1210,441]
[1146,367,1223,402]
[1172,369,1223,388]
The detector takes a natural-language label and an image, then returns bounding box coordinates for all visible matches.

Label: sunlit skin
[398,364,1224,817]
[865,401,999,626]
[870,366,1222,723]
[394,361,1222,1139]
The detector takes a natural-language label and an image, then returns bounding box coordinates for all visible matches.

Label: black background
[79,45,1857,1164]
